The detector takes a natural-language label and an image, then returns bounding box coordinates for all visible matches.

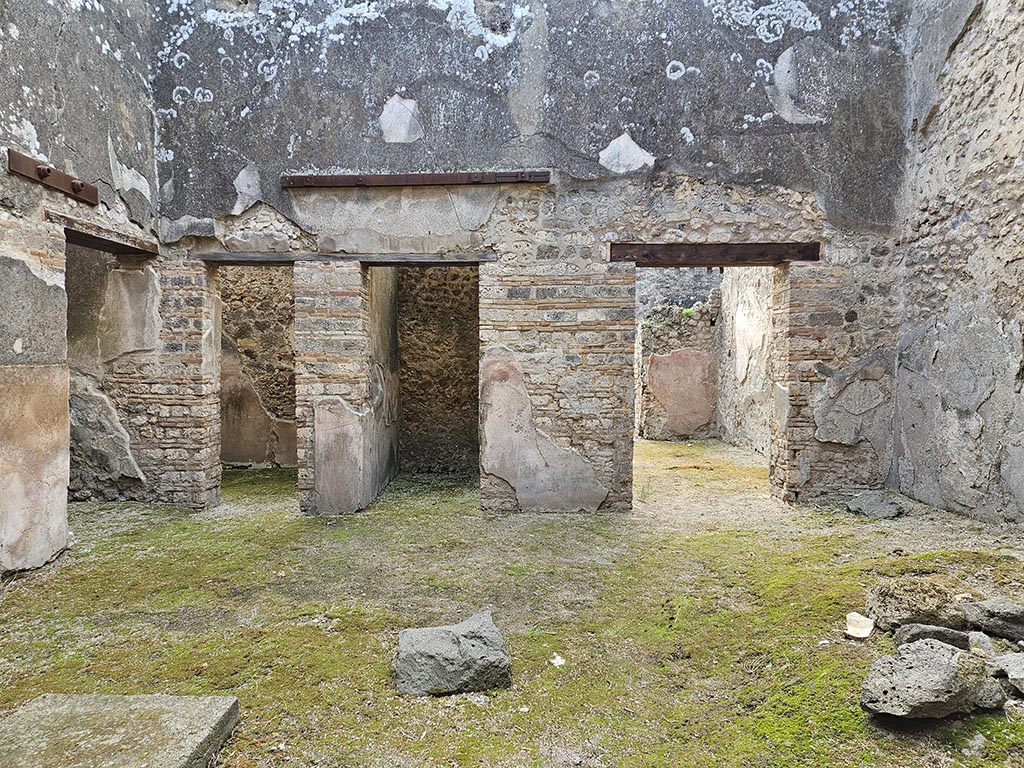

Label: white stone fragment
[378,94,424,144]
[598,132,656,174]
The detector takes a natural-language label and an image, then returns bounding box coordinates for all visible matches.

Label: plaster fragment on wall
[766,43,828,125]
[10,118,46,161]
[107,135,152,203]
[378,94,424,143]
[598,132,656,174]
[231,162,262,215]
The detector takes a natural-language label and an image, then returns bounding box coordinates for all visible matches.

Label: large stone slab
[0,693,239,768]
[480,348,608,513]
[97,267,161,362]
[0,364,70,572]
[962,599,1024,641]
[395,612,512,696]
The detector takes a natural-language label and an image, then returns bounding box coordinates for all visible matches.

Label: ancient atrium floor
[2,442,1022,767]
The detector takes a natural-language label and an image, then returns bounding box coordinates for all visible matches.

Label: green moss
[1,458,1022,767]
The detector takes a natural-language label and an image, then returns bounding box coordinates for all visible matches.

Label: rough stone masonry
[0,0,1021,573]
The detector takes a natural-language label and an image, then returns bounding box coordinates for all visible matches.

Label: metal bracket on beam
[281,170,551,189]
[8,149,99,205]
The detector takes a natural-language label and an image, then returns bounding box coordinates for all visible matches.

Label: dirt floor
[2,440,1023,767]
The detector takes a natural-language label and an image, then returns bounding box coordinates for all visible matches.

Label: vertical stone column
[768,265,797,501]
[0,248,70,572]
[294,260,398,514]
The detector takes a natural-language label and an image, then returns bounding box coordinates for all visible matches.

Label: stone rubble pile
[858,576,1024,719]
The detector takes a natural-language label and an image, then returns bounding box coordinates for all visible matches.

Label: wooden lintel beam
[281,170,550,189]
[43,209,158,256]
[196,252,496,266]
[609,241,822,267]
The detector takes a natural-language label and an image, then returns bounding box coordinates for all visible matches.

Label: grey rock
[962,600,1024,641]
[861,639,1007,718]
[968,631,1001,658]
[993,653,1024,695]
[0,693,239,768]
[395,612,512,696]
[847,490,906,519]
[865,576,968,632]
[894,623,970,650]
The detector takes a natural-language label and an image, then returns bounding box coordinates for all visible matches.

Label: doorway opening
[619,241,821,500]
[217,265,297,470]
[395,265,480,477]
[65,243,159,501]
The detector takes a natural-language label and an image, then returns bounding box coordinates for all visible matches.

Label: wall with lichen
[151,0,910,237]
[891,0,1024,523]
[397,266,479,474]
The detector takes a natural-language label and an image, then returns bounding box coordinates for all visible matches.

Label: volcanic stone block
[962,599,1024,641]
[395,612,512,696]
[894,623,970,650]
[864,576,967,631]
[861,639,1006,718]
[0,693,239,768]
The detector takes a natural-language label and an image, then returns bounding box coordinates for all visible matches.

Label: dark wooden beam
[9,149,99,205]
[609,241,823,267]
[196,252,496,266]
[44,210,158,256]
[281,170,550,189]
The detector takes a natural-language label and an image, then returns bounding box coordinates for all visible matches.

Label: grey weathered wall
[0,0,159,570]
[717,267,776,456]
[219,265,296,468]
[397,266,479,474]
[152,0,910,235]
[892,0,1024,523]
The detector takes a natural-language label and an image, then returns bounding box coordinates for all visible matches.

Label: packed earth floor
[2,441,1023,768]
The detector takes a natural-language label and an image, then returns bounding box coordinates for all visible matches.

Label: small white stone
[12,338,23,354]
[550,653,565,667]
[598,132,656,174]
[378,94,424,144]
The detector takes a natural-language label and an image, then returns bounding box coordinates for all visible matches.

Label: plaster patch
[598,132,656,174]
[378,94,424,143]
[107,135,152,203]
[480,348,608,513]
[231,162,262,215]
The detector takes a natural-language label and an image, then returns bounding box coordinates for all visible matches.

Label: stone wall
[717,267,776,456]
[636,267,723,319]
[66,245,156,500]
[397,266,479,474]
[0,0,160,571]
[219,265,296,467]
[892,0,1024,523]
[635,288,721,441]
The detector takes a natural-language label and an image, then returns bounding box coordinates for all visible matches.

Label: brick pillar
[294,260,372,514]
[119,257,221,508]
[479,246,635,513]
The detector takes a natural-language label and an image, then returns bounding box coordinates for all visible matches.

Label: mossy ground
[1,441,1022,767]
